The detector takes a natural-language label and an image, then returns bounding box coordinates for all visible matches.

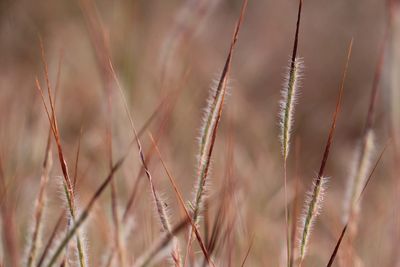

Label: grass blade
[279,1,304,265]
[43,145,132,267]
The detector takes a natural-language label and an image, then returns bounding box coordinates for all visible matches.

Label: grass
[296,39,353,266]
[0,0,397,266]
[35,40,88,267]
[279,1,303,265]
[184,1,247,265]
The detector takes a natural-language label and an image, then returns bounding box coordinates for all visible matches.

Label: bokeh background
[0,0,399,266]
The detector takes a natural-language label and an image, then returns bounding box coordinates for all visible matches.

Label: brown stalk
[27,52,63,267]
[326,143,388,267]
[36,39,87,266]
[79,10,190,263]
[202,126,237,267]
[37,39,74,202]
[282,1,303,264]
[44,138,135,267]
[122,72,188,222]
[317,40,353,180]
[186,0,248,264]
[107,55,185,264]
[134,218,191,267]
[149,133,214,267]
[297,39,353,264]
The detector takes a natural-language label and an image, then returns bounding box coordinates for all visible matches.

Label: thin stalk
[36,39,87,267]
[327,144,388,267]
[108,58,183,265]
[297,39,353,265]
[149,133,214,267]
[26,131,53,267]
[44,144,132,267]
[279,1,303,264]
[185,1,248,264]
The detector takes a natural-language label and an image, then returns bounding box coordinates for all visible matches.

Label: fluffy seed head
[298,175,328,261]
[280,58,303,160]
[192,75,230,226]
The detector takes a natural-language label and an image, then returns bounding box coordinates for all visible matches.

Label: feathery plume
[192,0,247,236]
[107,59,183,265]
[26,51,62,267]
[298,176,328,259]
[184,0,248,264]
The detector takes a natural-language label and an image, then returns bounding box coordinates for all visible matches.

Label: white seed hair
[298,175,328,260]
[279,58,303,160]
[193,74,231,224]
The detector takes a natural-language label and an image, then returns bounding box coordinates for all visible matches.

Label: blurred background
[0,0,399,266]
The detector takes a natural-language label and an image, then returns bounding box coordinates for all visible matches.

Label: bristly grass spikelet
[194,0,247,231]
[297,39,353,265]
[184,0,248,264]
[280,58,303,160]
[26,53,62,267]
[280,0,303,161]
